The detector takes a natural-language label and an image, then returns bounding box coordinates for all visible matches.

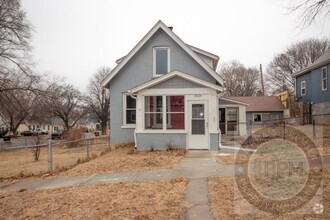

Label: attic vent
[168,26,173,31]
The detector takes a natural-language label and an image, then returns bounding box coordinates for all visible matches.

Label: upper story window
[301,81,306,96]
[153,47,170,76]
[322,67,327,91]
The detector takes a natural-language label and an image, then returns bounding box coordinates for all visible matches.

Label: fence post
[48,140,53,175]
[86,139,89,159]
[313,117,316,139]
[283,120,286,139]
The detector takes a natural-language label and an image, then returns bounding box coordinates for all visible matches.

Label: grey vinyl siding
[295,63,330,104]
[136,133,186,150]
[152,77,204,89]
[110,29,214,145]
[246,112,283,123]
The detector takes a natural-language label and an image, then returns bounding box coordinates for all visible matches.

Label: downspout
[217,92,223,150]
[128,90,138,149]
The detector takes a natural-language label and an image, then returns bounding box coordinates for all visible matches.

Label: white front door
[188,101,208,149]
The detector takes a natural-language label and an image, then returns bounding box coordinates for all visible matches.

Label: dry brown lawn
[244,124,330,155]
[208,168,330,219]
[61,142,185,176]
[0,137,109,180]
[216,153,248,165]
[0,177,190,219]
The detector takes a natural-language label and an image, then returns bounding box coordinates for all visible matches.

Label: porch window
[153,47,170,76]
[301,81,306,96]
[145,96,163,129]
[166,96,184,129]
[322,67,327,91]
[123,94,136,126]
[144,95,185,130]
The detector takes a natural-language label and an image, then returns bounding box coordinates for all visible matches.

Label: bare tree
[266,38,329,93]
[218,61,261,96]
[0,73,54,137]
[86,67,110,135]
[0,89,37,136]
[0,0,41,96]
[50,83,87,131]
[0,0,33,74]
[289,0,330,27]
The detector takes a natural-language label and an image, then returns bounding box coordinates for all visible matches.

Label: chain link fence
[0,136,110,180]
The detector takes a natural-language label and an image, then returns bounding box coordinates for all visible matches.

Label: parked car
[51,131,63,140]
[3,135,11,141]
[33,129,42,135]
[94,131,101,136]
[0,129,8,138]
[41,129,49,135]
[21,130,34,136]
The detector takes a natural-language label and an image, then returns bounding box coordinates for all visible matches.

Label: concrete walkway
[179,151,219,220]
[0,150,235,219]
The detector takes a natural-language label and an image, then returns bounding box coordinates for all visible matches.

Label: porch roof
[129,70,223,93]
[225,96,285,112]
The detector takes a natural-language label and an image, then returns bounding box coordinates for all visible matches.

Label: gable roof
[102,20,223,88]
[293,49,330,77]
[130,70,223,93]
[225,96,285,112]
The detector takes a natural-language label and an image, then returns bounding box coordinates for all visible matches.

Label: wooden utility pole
[260,64,265,96]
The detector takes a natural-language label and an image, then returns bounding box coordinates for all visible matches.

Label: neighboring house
[274,90,289,108]
[223,96,285,133]
[293,49,330,125]
[21,117,66,134]
[102,20,223,150]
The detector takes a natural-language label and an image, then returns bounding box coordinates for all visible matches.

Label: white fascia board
[188,44,219,60]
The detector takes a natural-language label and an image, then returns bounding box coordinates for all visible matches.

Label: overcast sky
[21,0,330,92]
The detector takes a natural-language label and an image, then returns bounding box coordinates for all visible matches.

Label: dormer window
[153,47,170,76]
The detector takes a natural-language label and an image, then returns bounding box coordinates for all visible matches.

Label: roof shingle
[225,96,285,112]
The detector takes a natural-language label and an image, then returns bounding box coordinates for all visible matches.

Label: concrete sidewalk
[0,150,236,219]
[0,151,236,191]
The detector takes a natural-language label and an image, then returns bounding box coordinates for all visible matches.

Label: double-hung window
[301,81,306,96]
[123,94,136,127]
[153,47,170,76]
[322,67,327,91]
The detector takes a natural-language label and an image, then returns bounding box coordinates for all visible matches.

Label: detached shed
[226,96,285,124]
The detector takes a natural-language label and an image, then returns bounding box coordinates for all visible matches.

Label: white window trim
[301,80,306,96]
[153,47,170,77]
[322,66,327,91]
[122,93,136,128]
[143,95,185,131]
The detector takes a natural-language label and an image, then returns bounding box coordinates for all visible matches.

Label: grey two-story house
[293,49,330,124]
[102,20,223,150]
